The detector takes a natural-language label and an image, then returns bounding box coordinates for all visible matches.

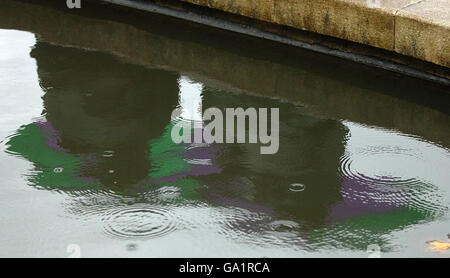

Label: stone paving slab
[179,0,450,67]
[396,0,450,67]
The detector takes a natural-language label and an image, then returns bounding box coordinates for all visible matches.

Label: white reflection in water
[0,30,43,140]
[177,75,203,122]
[0,30,56,257]
[175,75,216,166]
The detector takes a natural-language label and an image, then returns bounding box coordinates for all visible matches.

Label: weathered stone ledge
[179,0,449,68]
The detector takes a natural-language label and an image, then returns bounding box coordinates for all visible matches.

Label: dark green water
[0,0,449,257]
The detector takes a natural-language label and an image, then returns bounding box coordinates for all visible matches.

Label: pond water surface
[0,0,449,257]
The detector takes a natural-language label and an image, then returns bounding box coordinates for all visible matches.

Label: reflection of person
[6,41,443,251]
[35,42,179,189]
[7,42,221,200]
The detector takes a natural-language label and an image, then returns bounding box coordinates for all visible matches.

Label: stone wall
[179,0,450,67]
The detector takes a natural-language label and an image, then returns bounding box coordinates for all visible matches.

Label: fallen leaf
[427,240,450,251]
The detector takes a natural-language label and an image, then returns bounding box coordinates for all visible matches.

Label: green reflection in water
[2,35,448,253]
[149,122,191,180]
[6,122,100,190]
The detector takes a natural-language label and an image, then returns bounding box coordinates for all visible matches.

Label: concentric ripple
[336,123,448,216]
[338,152,424,190]
[103,205,177,239]
[289,183,305,192]
[268,220,300,232]
[337,150,441,213]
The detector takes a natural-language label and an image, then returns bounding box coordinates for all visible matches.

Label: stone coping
[178,0,449,68]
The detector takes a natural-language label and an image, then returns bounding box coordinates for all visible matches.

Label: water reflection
[3,39,448,253]
[102,205,179,239]
[1,0,449,148]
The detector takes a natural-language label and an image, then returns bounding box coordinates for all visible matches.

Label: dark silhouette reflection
[3,29,447,252]
[202,93,347,228]
[32,42,179,189]
[6,41,348,235]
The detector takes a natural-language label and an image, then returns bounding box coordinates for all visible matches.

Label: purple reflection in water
[328,175,411,223]
[34,120,66,153]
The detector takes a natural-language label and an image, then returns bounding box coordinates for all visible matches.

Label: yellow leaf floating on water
[428,240,450,251]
